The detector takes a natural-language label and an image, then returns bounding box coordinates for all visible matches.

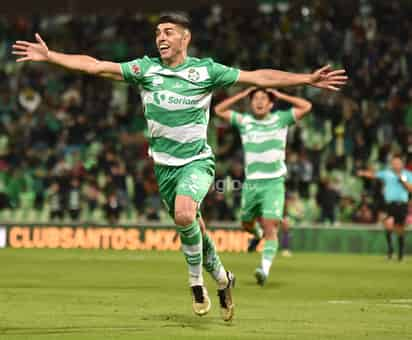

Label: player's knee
[261,219,279,238]
[262,219,279,228]
[174,209,196,227]
[264,228,277,239]
[384,219,394,230]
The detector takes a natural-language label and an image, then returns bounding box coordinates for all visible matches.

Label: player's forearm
[243,69,311,88]
[215,91,247,117]
[47,51,102,74]
[358,170,376,179]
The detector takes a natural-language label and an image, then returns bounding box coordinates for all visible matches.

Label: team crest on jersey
[187,68,200,82]
[131,64,140,74]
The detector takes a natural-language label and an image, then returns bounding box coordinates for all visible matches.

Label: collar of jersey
[159,56,191,71]
[247,111,274,120]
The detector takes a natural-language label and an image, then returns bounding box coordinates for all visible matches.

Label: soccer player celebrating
[357,155,412,261]
[13,12,346,318]
[215,87,312,285]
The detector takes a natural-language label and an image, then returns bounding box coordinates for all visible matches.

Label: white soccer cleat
[191,285,211,316]
[255,267,267,286]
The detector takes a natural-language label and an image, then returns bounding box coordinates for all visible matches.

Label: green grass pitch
[0,249,411,340]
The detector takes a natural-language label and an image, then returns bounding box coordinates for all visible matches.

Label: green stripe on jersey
[145,105,207,127]
[247,161,284,175]
[244,139,285,153]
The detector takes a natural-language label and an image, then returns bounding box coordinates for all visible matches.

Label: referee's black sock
[398,235,405,261]
[385,230,393,258]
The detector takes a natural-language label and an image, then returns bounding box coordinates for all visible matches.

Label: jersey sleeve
[276,108,296,127]
[209,61,240,89]
[375,170,386,180]
[120,56,151,85]
[230,111,243,128]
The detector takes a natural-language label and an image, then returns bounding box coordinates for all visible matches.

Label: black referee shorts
[384,202,408,226]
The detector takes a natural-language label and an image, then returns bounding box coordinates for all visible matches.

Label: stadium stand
[1,1,412,224]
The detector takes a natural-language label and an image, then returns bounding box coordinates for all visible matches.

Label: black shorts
[385,202,408,225]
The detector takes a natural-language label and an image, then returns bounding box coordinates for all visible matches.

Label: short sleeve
[230,111,243,128]
[376,170,386,180]
[210,61,240,89]
[276,108,296,128]
[120,56,151,85]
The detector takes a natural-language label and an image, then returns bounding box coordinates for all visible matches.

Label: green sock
[177,220,203,286]
[202,233,227,287]
[261,239,278,276]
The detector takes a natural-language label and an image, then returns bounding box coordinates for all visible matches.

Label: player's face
[391,157,403,173]
[250,91,273,118]
[155,23,189,62]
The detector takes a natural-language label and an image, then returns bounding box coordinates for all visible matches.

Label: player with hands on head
[215,87,312,285]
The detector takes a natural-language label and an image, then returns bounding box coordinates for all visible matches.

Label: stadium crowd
[1,0,412,224]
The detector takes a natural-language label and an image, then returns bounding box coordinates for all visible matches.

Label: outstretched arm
[267,89,312,120]
[214,87,255,122]
[13,33,123,80]
[357,169,376,180]
[238,65,347,91]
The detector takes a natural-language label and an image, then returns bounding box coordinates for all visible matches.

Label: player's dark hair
[158,12,191,30]
[392,153,404,161]
[249,88,275,102]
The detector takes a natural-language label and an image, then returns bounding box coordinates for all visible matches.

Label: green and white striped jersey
[121,56,239,166]
[230,109,296,180]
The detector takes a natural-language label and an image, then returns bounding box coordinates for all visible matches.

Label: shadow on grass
[143,312,217,330]
[0,284,161,290]
[0,325,150,336]
[243,280,286,289]
[0,313,219,336]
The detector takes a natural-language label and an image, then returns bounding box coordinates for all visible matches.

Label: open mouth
[159,44,170,54]
[254,107,267,116]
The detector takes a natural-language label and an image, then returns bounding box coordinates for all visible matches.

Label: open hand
[266,88,281,97]
[12,33,49,62]
[309,65,348,91]
[242,86,257,96]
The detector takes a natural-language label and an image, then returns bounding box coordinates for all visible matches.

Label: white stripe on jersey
[245,149,285,164]
[147,119,207,143]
